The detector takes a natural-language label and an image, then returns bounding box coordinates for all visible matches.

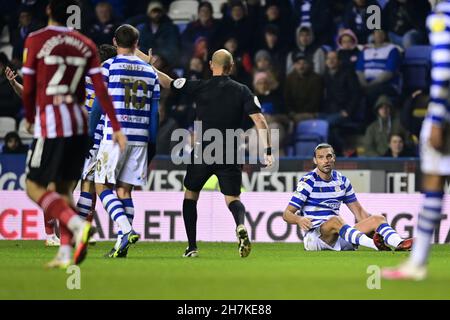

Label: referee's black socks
[228,200,246,226]
[183,199,198,250]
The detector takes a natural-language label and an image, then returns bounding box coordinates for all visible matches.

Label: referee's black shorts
[26,135,90,187]
[183,163,242,196]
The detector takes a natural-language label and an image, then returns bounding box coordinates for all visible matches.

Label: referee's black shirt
[170,75,262,164]
[170,76,262,132]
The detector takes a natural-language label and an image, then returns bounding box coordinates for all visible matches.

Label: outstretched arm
[136,48,173,89]
[5,67,23,97]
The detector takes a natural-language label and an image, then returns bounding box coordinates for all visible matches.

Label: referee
[138,49,273,258]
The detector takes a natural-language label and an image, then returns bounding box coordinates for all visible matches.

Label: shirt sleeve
[242,85,262,115]
[289,177,313,212]
[343,177,357,204]
[170,78,201,95]
[101,59,111,84]
[88,98,103,137]
[152,76,161,100]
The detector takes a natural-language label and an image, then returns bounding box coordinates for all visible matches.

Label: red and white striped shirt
[22,25,120,138]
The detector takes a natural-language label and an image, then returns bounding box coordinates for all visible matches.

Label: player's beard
[318,164,332,174]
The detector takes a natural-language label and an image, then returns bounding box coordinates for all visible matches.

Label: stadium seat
[0,117,16,139]
[168,0,199,22]
[402,45,432,92]
[175,21,188,34]
[209,0,226,19]
[294,120,329,157]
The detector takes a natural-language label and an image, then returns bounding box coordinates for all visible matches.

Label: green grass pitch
[1,241,450,300]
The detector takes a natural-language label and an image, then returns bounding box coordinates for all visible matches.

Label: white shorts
[81,147,99,182]
[95,142,148,186]
[303,227,356,251]
[420,118,450,176]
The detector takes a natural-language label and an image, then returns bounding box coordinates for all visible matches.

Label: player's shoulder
[68,29,97,47]
[333,170,349,183]
[27,26,49,40]
[298,171,316,186]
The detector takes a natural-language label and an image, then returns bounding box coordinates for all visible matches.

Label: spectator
[382,0,430,49]
[286,25,327,76]
[137,1,180,66]
[181,2,219,66]
[401,90,430,138]
[215,0,253,52]
[2,132,28,154]
[248,71,288,156]
[284,52,323,124]
[10,6,42,67]
[187,56,209,80]
[253,49,280,86]
[224,37,252,86]
[257,24,288,76]
[356,29,401,122]
[0,53,21,121]
[320,51,362,154]
[343,0,379,45]
[384,132,417,157]
[86,2,120,45]
[336,29,360,71]
[256,1,294,49]
[363,95,412,157]
[292,0,334,45]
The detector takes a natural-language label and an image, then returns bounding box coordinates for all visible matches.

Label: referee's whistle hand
[113,130,128,152]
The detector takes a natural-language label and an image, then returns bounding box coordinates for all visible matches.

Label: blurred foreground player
[4,66,61,247]
[22,0,126,268]
[382,1,450,281]
[283,143,413,252]
[139,48,273,258]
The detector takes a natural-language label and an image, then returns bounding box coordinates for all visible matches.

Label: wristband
[265,147,272,156]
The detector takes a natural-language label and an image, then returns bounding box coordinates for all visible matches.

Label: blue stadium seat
[294,120,329,157]
[402,45,432,92]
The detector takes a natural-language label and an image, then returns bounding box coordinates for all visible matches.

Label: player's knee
[371,215,386,226]
[327,216,345,232]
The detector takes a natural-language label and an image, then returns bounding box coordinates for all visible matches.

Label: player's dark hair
[314,143,335,157]
[114,24,139,49]
[49,0,81,25]
[98,44,117,62]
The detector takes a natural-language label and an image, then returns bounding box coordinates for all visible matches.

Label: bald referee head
[210,49,234,76]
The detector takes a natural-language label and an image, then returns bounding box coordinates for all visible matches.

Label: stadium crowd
[0,0,438,157]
